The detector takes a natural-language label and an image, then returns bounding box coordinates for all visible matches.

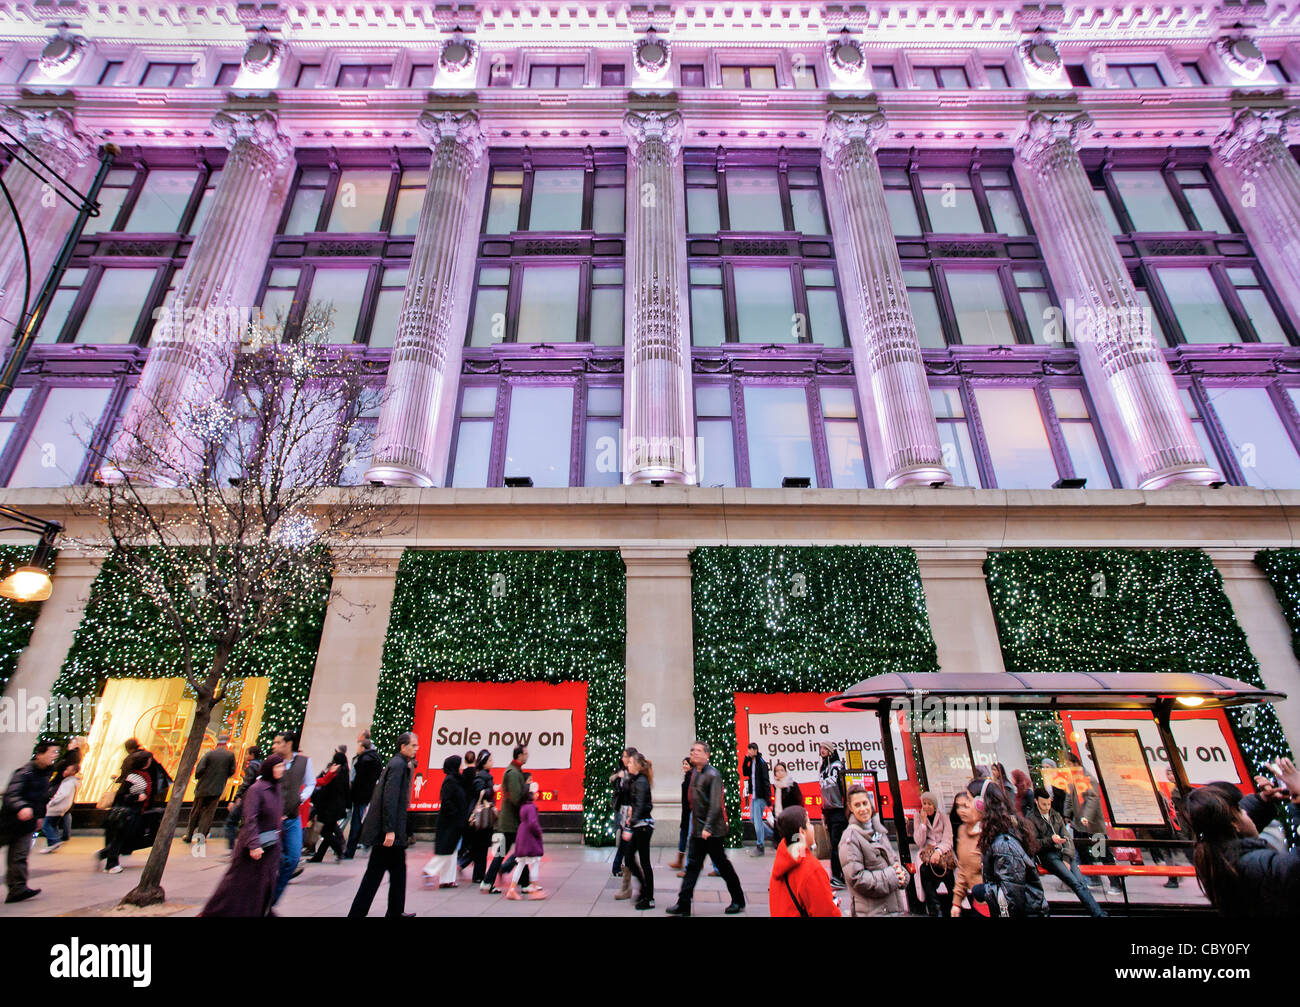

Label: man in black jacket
[344,732,382,859]
[742,742,772,856]
[1,741,59,903]
[667,740,746,917]
[348,732,418,918]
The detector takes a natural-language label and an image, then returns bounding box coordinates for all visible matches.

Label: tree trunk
[120,646,232,907]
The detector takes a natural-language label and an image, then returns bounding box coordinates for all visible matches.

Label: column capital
[1015,110,1093,171]
[211,109,292,167]
[417,109,486,165]
[1213,106,1300,171]
[622,109,683,159]
[823,110,887,162]
[0,106,95,165]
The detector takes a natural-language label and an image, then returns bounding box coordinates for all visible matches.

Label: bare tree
[70,304,400,907]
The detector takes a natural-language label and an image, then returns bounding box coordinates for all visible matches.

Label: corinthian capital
[211,109,292,166]
[0,106,95,164]
[417,109,486,165]
[622,110,684,159]
[1213,107,1300,171]
[1015,110,1093,170]
[822,111,887,162]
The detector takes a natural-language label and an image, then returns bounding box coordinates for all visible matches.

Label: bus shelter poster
[734,692,918,820]
[410,680,588,813]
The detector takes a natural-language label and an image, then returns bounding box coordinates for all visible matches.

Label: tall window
[260,152,431,345]
[1181,380,1300,489]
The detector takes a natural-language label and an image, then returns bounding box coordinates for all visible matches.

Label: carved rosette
[38,31,87,79]
[824,111,950,487]
[621,110,693,483]
[1016,111,1218,488]
[1215,35,1266,80]
[365,111,484,486]
[632,31,671,82]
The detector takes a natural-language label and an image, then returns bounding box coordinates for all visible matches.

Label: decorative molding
[632,28,670,83]
[37,26,86,79]
[1215,33,1266,80]
[822,109,887,160]
[241,30,283,79]
[622,108,683,158]
[826,30,867,84]
[439,28,478,80]
[416,108,485,164]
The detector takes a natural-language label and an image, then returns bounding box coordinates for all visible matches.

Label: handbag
[921,844,958,873]
[95,784,116,811]
[812,821,831,861]
[469,793,497,831]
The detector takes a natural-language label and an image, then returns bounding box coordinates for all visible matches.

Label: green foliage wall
[0,545,50,698]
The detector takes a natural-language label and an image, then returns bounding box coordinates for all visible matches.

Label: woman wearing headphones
[966,777,1048,917]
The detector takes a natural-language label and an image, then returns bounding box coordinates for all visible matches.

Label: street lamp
[0,506,61,602]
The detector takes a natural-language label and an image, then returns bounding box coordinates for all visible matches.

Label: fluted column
[823,112,950,488]
[0,108,96,333]
[622,110,695,484]
[102,110,292,485]
[365,111,484,486]
[1016,111,1218,489]
[1213,107,1300,314]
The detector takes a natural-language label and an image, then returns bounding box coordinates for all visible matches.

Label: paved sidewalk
[0,836,1206,917]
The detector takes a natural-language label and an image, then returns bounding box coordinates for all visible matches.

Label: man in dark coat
[344,733,382,859]
[742,742,772,856]
[348,733,418,918]
[667,740,746,917]
[1,741,58,903]
[185,734,238,846]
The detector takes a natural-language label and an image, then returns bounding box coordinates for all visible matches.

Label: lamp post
[0,505,61,602]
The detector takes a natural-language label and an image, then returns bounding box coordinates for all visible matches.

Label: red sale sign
[410,680,587,813]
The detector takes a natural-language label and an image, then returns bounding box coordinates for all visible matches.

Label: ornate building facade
[1,1,1300,821]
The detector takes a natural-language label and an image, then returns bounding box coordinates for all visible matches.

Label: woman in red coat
[769,806,842,917]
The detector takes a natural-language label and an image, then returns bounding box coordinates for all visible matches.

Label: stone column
[102,110,292,485]
[365,111,485,486]
[621,110,696,485]
[1016,111,1218,489]
[298,556,401,765]
[823,112,951,488]
[621,547,695,842]
[1213,107,1300,319]
[0,107,96,334]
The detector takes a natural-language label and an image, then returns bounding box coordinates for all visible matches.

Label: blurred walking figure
[667,741,746,917]
[200,755,285,917]
[348,733,418,918]
[484,745,532,894]
[818,744,848,888]
[1,741,58,902]
[670,757,691,872]
[622,753,655,909]
[225,746,262,851]
[467,751,496,884]
[185,733,237,854]
[270,732,313,907]
[99,750,151,875]
[505,781,545,900]
[423,755,467,888]
[344,731,381,860]
[40,760,79,854]
[308,750,351,862]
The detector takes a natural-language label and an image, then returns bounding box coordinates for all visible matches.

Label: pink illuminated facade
[1,2,1300,804]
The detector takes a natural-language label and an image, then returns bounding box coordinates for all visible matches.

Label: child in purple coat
[506,782,545,900]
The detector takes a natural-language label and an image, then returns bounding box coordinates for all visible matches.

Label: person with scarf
[772,762,803,818]
[768,805,841,917]
[423,755,468,888]
[913,790,955,916]
[200,755,285,917]
[817,744,848,888]
[839,785,908,916]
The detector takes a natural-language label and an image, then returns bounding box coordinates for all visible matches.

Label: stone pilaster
[1213,107,1300,320]
[621,110,695,484]
[102,110,292,485]
[365,111,485,486]
[823,112,951,488]
[0,108,96,333]
[1016,111,1219,489]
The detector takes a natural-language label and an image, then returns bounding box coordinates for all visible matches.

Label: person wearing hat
[200,755,285,917]
[185,733,238,854]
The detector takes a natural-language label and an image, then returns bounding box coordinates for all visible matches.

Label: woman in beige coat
[838,785,909,916]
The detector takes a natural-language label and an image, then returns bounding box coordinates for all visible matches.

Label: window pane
[1060,422,1114,488]
[451,421,494,487]
[697,418,736,486]
[79,270,156,343]
[590,287,623,345]
[885,188,922,235]
[126,170,198,232]
[1092,188,1124,235]
[187,178,218,236]
[986,65,1011,88]
[517,266,580,342]
[872,66,897,89]
[734,267,797,343]
[743,385,816,487]
[1157,267,1237,343]
[973,386,1059,488]
[390,187,424,235]
[485,186,522,233]
[921,169,982,232]
[528,170,584,231]
[368,288,404,347]
[1128,64,1164,88]
[504,385,574,487]
[584,417,621,486]
[557,66,584,87]
[1184,188,1230,233]
[807,288,845,347]
[1239,288,1288,344]
[913,67,938,88]
[945,271,1016,344]
[1135,288,1169,346]
[284,186,325,233]
[83,185,130,234]
[790,187,827,234]
[307,269,369,342]
[36,269,86,343]
[592,186,624,232]
[936,420,982,486]
[825,420,867,487]
[1209,387,1300,488]
[8,386,111,487]
[985,187,1027,236]
[469,288,508,347]
[909,287,946,348]
[939,66,969,88]
[726,169,785,231]
[1113,171,1185,231]
[328,169,390,232]
[721,66,746,88]
[687,188,720,233]
[696,385,731,416]
[690,288,725,346]
[462,386,498,418]
[749,67,777,89]
[1020,290,1055,344]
